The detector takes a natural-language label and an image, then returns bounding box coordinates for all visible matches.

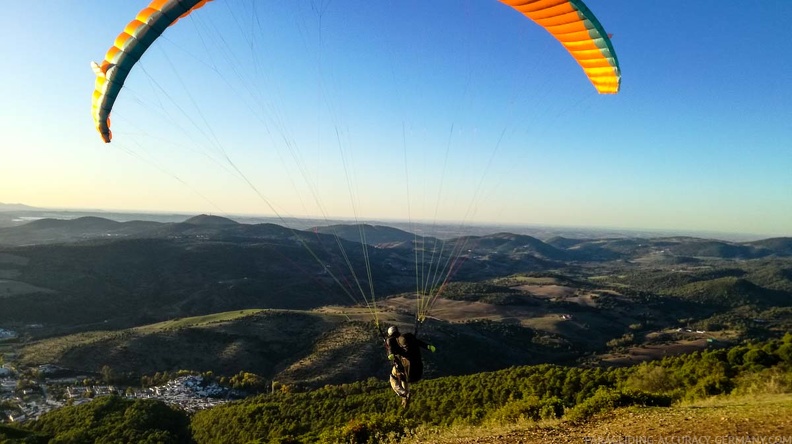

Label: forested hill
[0,237,376,327]
[312,224,429,246]
[1,215,791,335]
[3,336,791,443]
[0,216,789,260]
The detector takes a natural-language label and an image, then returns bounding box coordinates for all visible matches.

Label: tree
[777,343,792,364]
[101,365,115,384]
[744,348,776,368]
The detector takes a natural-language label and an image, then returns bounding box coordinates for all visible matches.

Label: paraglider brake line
[377,323,387,341]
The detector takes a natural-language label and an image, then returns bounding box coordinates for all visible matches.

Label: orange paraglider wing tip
[90,0,212,143]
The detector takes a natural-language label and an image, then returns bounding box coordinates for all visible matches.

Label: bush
[743,348,778,369]
[487,396,543,423]
[323,414,416,444]
[727,346,748,366]
[731,367,792,396]
[487,395,565,424]
[565,388,671,423]
[539,396,565,420]
[778,343,792,364]
[565,388,621,423]
[625,364,679,395]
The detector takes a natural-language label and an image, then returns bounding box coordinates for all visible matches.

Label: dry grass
[512,284,576,299]
[399,393,792,443]
[0,279,55,298]
[18,310,268,363]
[16,308,386,384]
[133,309,266,333]
[381,296,541,323]
[599,339,711,366]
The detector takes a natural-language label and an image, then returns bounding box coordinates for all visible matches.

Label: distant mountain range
[2,202,779,241]
[2,213,791,387]
[1,215,790,259]
[0,214,789,331]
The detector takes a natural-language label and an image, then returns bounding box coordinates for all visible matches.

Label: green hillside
[155,335,792,443]
[5,336,792,444]
[15,309,579,387]
[669,277,790,308]
[16,310,380,386]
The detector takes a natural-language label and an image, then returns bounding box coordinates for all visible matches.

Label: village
[0,363,239,423]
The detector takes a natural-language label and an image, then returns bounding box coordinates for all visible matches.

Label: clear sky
[1,1,790,238]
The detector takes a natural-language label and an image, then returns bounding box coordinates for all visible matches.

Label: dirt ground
[381,296,542,323]
[599,339,711,366]
[512,285,576,299]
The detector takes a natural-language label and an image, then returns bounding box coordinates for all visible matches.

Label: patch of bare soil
[600,340,710,366]
[513,285,576,299]
[381,297,541,323]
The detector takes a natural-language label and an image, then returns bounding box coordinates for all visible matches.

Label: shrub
[539,396,565,420]
[743,349,777,369]
[565,388,671,423]
[727,346,748,366]
[323,414,416,444]
[731,367,792,396]
[625,364,679,394]
[565,388,621,423]
[777,343,792,364]
[486,396,543,423]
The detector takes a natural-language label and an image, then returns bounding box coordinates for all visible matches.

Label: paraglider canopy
[91,0,620,143]
[89,0,622,334]
[497,0,620,94]
[91,0,212,143]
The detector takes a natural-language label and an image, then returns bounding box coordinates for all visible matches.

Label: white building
[7,413,26,422]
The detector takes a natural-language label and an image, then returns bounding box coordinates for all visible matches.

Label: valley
[0,213,790,439]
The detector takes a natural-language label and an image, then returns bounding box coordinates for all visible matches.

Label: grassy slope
[16,306,582,386]
[16,309,379,383]
[403,393,792,443]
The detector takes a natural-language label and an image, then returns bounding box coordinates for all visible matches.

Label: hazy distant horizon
[2,3,791,243]
[0,202,776,242]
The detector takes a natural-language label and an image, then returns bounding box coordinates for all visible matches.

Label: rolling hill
[312,224,428,246]
[2,215,792,388]
[15,308,577,387]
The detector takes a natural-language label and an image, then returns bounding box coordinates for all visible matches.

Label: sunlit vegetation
[26,397,191,444]
[187,335,792,442]
[4,335,790,443]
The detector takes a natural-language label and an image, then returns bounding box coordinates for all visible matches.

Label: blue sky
[1,1,790,238]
